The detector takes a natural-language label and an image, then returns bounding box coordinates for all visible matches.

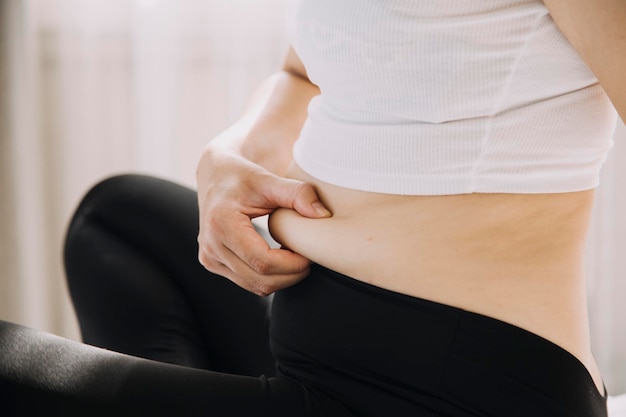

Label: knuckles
[197,250,211,269]
[197,245,219,272]
[249,257,273,275]
[289,181,313,204]
[253,281,279,298]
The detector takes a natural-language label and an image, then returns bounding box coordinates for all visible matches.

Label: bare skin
[197,1,626,399]
[269,163,603,395]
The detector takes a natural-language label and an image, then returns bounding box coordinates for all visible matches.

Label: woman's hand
[196,146,331,296]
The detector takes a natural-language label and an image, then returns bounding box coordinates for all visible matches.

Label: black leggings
[0,174,609,416]
[0,175,307,416]
[63,174,275,376]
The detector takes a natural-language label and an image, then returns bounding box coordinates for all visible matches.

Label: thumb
[265,176,332,219]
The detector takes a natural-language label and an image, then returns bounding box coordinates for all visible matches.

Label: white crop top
[288,0,618,195]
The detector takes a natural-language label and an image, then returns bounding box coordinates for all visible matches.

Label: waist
[268,161,599,383]
[269,162,595,297]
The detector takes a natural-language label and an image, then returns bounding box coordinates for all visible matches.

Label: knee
[63,174,195,268]
[65,175,139,236]
[63,174,152,267]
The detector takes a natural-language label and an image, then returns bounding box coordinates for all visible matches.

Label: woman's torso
[268,162,604,395]
[271,0,615,398]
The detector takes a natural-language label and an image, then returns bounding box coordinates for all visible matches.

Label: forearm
[205,70,319,177]
[195,51,328,295]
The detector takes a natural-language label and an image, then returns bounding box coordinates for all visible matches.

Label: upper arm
[228,46,318,175]
[542,0,626,122]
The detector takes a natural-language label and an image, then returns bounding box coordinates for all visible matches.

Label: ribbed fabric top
[288,0,618,195]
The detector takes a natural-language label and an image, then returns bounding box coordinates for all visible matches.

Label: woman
[0,0,623,416]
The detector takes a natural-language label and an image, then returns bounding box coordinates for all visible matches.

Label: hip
[268,161,602,394]
[270,264,607,417]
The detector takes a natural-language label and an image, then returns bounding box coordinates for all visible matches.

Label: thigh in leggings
[0,319,308,417]
[64,174,274,376]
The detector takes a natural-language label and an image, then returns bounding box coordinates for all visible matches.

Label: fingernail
[312,201,331,217]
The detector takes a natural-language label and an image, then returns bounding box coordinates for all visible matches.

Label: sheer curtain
[0,0,288,336]
[1,0,625,393]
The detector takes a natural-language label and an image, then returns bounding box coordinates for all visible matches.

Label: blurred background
[1,0,625,394]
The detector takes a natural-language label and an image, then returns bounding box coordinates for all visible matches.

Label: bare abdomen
[268,161,603,395]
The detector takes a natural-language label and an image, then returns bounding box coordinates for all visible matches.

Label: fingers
[206,249,310,297]
[262,176,332,219]
[198,213,311,296]
[195,149,329,295]
[198,242,310,297]
[225,220,311,274]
